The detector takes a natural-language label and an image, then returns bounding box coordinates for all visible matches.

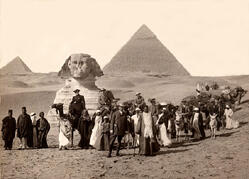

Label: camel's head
[51,103,64,114]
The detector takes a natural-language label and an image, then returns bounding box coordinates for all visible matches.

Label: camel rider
[135,92,145,110]
[98,88,111,107]
[148,98,159,124]
[69,89,85,129]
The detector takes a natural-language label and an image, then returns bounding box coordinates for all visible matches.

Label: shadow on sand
[217,131,239,137]
[157,148,189,155]
[167,141,200,149]
[239,121,248,127]
[240,99,249,105]
[234,107,242,112]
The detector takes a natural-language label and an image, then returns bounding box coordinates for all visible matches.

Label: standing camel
[51,103,74,149]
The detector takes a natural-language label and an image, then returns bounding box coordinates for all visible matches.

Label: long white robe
[131,114,140,146]
[90,115,102,146]
[31,115,38,147]
[193,113,201,139]
[157,114,172,146]
[58,119,72,148]
[143,112,154,138]
[225,108,238,129]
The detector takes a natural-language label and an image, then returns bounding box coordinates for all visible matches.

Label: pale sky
[0,0,249,76]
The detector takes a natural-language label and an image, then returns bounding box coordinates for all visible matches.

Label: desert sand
[0,73,249,179]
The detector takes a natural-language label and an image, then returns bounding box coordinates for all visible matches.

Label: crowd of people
[1,87,241,158]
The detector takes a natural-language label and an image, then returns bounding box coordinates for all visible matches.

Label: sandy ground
[0,74,249,179]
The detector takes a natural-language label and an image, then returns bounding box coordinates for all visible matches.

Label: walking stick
[71,129,74,148]
[133,135,136,156]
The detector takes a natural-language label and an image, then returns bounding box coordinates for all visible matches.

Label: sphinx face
[68,54,91,79]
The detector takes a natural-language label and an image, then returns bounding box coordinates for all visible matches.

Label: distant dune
[0,91,55,118]
[6,81,30,88]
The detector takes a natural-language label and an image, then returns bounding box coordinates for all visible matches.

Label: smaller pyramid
[0,56,32,75]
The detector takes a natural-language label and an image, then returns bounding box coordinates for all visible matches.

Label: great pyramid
[103,24,190,75]
[0,56,32,75]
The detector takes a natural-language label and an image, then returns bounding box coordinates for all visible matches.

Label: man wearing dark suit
[108,103,128,157]
[69,89,85,129]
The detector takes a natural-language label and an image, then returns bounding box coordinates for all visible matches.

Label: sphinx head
[58,53,103,80]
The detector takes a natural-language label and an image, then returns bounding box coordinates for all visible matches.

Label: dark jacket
[70,94,86,113]
[2,116,16,140]
[207,103,219,115]
[110,110,128,136]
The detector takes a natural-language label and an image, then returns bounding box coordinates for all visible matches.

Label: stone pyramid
[103,24,190,75]
[0,56,32,75]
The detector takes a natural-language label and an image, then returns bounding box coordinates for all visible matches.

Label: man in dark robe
[136,105,160,156]
[1,110,16,150]
[77,109,92,149]
[17,107,33,149]
[108,103,128,157]
[37,112,50,148]
[69,89,86,129]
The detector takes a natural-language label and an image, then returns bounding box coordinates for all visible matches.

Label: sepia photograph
[0,0,249,178]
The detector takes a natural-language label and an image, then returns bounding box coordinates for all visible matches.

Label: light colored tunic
[90,115,102,146]
[225,108,239,129]
[131,114,140,146]
[157,114,172,146]
[193,113,201,139]
[143,112,154,138]
[58,118,72,148]
[31,115,38,147]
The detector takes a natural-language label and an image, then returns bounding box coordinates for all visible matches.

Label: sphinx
[47,53,103,123]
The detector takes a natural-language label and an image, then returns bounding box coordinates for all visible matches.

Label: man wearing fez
[69,89,85,129]
[108,103,128,157]
[17,107,33,149]
[1,109,16,150]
